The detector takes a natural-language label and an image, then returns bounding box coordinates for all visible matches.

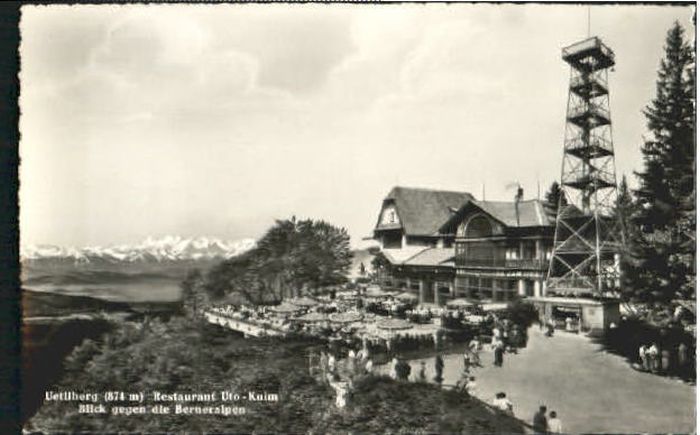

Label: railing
[568,102,610,121]
[562,37,615,64]
[203,310,287,337]
[570,74,607,92]
[456,258,548,270]
[565,136,613,153]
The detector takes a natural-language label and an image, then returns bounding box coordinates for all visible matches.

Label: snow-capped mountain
[21,236,257,265]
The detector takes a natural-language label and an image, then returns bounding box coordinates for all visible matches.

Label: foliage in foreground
[28,317,525,434]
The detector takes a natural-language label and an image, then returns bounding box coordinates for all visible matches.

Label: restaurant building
[371,186,555,305]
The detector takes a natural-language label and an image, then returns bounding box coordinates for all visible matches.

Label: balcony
[567,103,610,128]
[457,258,549,270]
[570,75,608,98]
[565,137,614,159]
[562,37,615,71]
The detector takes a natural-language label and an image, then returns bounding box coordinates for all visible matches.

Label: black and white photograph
[17,2,696,433]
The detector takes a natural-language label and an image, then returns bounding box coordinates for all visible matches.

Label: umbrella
[289,296,319,307]
[376,318,413,331]
[365,286,392,298]
[269,302,303,314]
[329,312,363,323]
[296,312,328,322]
[446,298,474,308]
[482,303,508,312]
[395,291,419,302]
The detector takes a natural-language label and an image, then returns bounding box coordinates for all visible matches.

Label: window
[466,216,492,238]
[525,280,535,297]
[455,277,469,297]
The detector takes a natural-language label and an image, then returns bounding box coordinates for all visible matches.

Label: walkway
[401,327,696,433]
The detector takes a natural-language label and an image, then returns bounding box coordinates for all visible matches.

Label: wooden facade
[372,186,555,305]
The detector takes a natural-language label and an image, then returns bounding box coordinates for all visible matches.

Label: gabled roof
[379,247,455,268]
[438,198,554,234]
[380,247,428,264]
[375,186,474,236]
[403,247,455,267]
[475,199,554,227]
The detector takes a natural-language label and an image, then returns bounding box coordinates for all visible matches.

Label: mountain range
[21,236,257,265]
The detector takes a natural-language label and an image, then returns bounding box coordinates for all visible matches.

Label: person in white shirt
[465,376,477,395]
[389,357,399,380]
[639,344,648,371]
[648,343,660,372]
[547,411,563,433]
[364,358,373,374]
[492,392,513,415]
[328,354,336,373]
[469,337,481,352]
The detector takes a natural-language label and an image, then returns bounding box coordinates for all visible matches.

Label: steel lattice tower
[546,37,622,297]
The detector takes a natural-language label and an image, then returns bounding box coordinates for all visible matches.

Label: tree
[196,217,353,305]
[628,22,696,317]
[616,176,645,305]
[181,269,205,318]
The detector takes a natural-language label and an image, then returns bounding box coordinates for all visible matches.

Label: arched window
[466,215,492,238]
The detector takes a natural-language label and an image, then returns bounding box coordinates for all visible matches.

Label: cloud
[18,4,696,247]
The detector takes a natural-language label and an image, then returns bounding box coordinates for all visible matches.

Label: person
[648,343,660,373]
[492,392,513,415]
[349,349,359,375]
[417,361,427,382]
[465,376,477,396]
[463,349,472,373]
[469,348,481,368]
[434,354,445,384]
[547,411,563,434]
[469,337,481,352]
[364,358,373,374]
[390,357,399,380]
[532,405,548,435]
[328,353,336,374]
[494,341,504,367]
[510,326,520,350]
[492,325,502,339]
[545,319,555,337]
[639,344,648,371]
[565,317,573,332]
[396,359,411,381]
[328,374,350,409]
[678,342,689,373]
[661,347,671,373]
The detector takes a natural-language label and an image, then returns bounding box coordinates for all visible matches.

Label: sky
[19,3,695,248]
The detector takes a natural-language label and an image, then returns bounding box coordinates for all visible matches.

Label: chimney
[515,186,523,226]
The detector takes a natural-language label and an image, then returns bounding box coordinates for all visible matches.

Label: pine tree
[616,176,646,304]
[630,22,696,316]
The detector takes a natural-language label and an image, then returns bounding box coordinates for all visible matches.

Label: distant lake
[23,267,185,304]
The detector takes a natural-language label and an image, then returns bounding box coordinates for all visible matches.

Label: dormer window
[388,211,396,223]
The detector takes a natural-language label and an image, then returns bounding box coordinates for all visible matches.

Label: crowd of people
[637,341,692,375]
